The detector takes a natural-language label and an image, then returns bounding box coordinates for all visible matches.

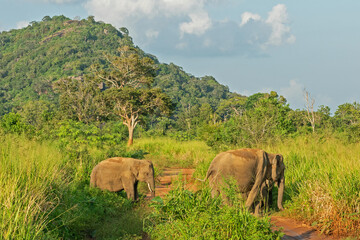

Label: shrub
[144,183,283,240]
[0,112,34,135]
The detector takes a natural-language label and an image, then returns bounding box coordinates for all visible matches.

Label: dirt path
[148,168,336,240]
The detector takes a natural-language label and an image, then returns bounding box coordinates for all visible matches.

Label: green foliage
[0,16,124,115]
[17,100,56,129]
[0,112,34,134]
[55,120,127,147]
[333,102,360,142]
[53,76,101,123]
[144,184,283,240]
[154,63,234,119]
[200,91,295,148]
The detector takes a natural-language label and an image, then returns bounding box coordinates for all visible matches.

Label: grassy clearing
[262,135,360,236]
[3,132,359,238]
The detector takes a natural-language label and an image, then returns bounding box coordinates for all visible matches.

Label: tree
[95,46,173,146]
[104,87,172,145]
[216,95,246,120]
[238,91,293,146]
[53,76,101,123]
[334,102,360,142]
[304,89,316,133]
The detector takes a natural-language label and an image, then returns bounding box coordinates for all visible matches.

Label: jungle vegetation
[1,15,360,239]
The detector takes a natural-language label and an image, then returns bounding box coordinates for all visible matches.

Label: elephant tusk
[147,182,153,192]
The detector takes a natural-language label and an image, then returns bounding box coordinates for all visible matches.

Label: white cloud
[84,1,295,56]
[279,79,304,109]
[179,11,212,37]
[265,4,296,46]
[240,12,261,27]
[146,29,159,39]
[16,21,30,29]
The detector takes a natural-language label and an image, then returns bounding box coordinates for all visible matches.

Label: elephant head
[267,153,285,210]
[134,160,156,198]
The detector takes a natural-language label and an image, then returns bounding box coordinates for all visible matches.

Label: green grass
[131,137,216,169]
[0,134,65,239]
[0,133,146,239]
[3,132,360,238]
[133,135,360,237]
[144,181,283,240]
[262,135,360,236]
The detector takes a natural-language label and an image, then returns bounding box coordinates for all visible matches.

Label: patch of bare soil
[271,216,338,240]
[148,168,340,240]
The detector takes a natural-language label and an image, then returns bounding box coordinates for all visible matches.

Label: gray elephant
[90,157,155,201]
[205,148,285,212]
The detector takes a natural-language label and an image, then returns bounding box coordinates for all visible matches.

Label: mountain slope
[0,15,235,116]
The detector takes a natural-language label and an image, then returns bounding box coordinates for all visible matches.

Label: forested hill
[0,15,235,116]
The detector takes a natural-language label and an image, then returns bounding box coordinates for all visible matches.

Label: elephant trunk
[277,173,285,211]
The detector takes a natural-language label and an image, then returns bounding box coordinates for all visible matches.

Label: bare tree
[304,89,316,133]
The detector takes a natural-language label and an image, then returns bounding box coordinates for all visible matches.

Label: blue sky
[1,0,359,112]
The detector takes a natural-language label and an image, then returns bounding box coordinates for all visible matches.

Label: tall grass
[0,133,146,239]
[144,182,283,240]
[263,135,360,236]
[0,134,66,239]
[132,137,216,169]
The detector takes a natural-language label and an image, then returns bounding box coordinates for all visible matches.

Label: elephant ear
[270,154,283,166]
[276,154,285,170]
[269,154,284,182]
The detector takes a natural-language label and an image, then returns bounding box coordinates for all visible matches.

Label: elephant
[205,148,285,212]
[90,157,155,201]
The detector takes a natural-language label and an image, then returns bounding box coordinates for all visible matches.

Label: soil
[147,168,339,240]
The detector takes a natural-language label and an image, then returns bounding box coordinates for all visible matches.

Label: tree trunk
[125,114,138,146]
[127,125,134,146]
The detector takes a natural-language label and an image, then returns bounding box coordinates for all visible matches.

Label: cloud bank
[84,0,295,57]
[16,21,30,29]
[39,0,80,3]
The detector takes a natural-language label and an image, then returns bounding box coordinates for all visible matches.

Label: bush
[0,112,34,135]
[144,183,283,240]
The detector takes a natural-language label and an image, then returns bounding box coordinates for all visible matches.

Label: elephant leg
[254,201,261,216]
[268,188,273,209]
[123,178,136,201]
[245,182,262,210]
[134,181,139,201]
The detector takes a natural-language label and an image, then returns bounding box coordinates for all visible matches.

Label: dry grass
[262,135,360,237]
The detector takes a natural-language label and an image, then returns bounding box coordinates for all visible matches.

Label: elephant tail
[195,169,213,182]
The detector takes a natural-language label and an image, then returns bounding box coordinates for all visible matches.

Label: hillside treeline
[1,15,360,148]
